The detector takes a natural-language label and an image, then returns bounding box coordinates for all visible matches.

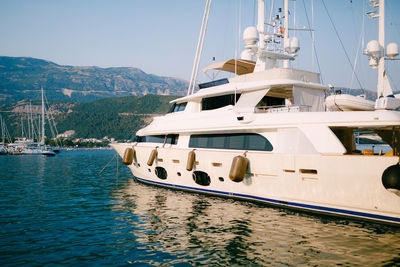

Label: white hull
[112,136,400,226]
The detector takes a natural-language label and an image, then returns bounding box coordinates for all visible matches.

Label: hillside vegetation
[1,94,176,140]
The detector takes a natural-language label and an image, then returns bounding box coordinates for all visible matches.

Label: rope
[116,152,119,185]
[321,0,364,89]
[301,0,323,83]
[98,153,117,175]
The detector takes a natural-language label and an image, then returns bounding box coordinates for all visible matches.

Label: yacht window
[209,135,225,149]
[202,94,241,111]
[189,133,273,151]
[137,135,165,143]
[247,134,271,150]
[256,96,285,107]
[227,134,246,150]
[166,134,178,145]
[136,134,178,145]
[198,78,229,89]
[191,135,208,148]
[168,102,187,113]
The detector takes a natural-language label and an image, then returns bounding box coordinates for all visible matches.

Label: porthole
[148,168,151,172]
[192,171,211,186]
[177,172,182,176]
[219,177,224,182]
[155,167,167,180]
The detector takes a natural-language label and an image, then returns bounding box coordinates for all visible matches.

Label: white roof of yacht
[172,79,328,104]
[172,67,327,103]
[202,59,256,75]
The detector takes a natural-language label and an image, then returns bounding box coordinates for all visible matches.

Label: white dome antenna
[243,26,259,48]
[365,40,382,68]
[366,40,382,57]
[386,43,399,59]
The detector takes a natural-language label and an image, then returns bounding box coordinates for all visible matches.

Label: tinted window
[209,135,225,149]
[198,78,229,89]
[141,135,165,143]
[247,134,271,150]
[227,134,246,150]
[189,133,273,151]
[202,94,241,111]
[168,103,187,113]
[136,134,178,145]
[257,96,285,107]
[191,135,208,148]
[166,134,178,145]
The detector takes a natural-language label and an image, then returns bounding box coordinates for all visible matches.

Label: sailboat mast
[1,116,4,144]
[41,87,45,145]
[21,117,24,139]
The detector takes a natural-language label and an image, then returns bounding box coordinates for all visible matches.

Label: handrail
[255,105,311,113]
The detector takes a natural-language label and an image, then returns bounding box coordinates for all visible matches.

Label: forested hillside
[56,94,176,139]
[1,94,176,140]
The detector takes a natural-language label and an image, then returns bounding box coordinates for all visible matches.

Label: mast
[283,0,289,68]
[377,0,385,97]
[41,86,45,145]
[255,0,267,71]
[366,0,398,99]
[251,0,298,72]
[21,117,24,140]
[0,116,4,145]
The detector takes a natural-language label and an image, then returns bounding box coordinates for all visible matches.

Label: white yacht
[112,0,400,226]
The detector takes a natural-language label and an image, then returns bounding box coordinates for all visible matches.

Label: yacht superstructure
[112,0,400,226]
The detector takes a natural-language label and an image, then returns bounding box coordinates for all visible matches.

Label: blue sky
[1,0,400,93]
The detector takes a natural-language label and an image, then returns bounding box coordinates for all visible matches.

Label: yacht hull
[134,176,400,226]
[112,143,400,226]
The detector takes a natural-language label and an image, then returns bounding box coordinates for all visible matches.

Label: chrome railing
[255,105,311,113]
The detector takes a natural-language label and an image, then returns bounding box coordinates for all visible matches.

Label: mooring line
[99,153,117,175]
[116,153,119,184]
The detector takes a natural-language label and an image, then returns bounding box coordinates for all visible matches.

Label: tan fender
[122,147,134,165]
[186,150,196,171]
[229,155,248,182]
[147,148,158,166]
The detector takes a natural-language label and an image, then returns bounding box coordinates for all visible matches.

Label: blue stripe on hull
[134,176,400,225]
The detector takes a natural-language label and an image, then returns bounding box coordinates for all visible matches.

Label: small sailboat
[8,87,57,156]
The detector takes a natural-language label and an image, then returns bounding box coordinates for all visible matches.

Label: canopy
[202,59,256,75]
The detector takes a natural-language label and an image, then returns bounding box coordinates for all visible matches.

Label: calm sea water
[1,149,400,266]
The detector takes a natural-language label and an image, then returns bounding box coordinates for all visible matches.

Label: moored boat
[112,0,400,226]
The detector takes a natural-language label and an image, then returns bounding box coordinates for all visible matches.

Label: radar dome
[243,26,259,47]
[386,43,399,59]
[366,40,382,57]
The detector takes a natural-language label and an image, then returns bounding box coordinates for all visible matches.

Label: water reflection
[112,179,400,266]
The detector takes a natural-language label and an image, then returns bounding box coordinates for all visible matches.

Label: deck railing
[255,105,311,113]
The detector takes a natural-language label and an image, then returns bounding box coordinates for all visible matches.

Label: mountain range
[0,56,188,103]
